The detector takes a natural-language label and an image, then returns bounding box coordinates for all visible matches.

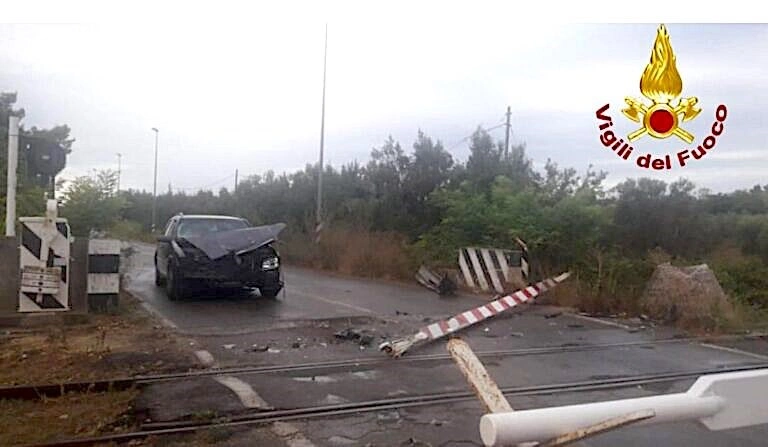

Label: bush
[107,220,155,244]
[713,257,768,309]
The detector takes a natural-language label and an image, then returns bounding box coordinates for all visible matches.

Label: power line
[446,120,506,151]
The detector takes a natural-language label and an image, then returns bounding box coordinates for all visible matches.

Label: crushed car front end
[175,240,282,289]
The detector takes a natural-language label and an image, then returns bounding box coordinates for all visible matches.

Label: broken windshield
[176,219,248,238]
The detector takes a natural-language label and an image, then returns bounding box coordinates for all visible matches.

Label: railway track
[3,334,765,400]
[26,362,768,447]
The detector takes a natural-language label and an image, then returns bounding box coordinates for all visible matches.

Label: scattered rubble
[377,410,401,423]
[335,328,376,347]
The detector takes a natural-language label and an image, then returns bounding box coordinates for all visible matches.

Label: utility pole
[116,153,122,194]
[151,128,159,233]
[504,106,511,160]
[315,23,328,243]
[234,169,238,194]
[5,115,20,237]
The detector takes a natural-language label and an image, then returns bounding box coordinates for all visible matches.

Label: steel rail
[25,362,768,447]
[3,334,764,400]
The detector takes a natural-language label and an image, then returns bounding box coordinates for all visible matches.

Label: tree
[60,169,125,236]
[466,127,501,192]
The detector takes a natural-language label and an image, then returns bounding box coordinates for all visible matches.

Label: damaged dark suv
[154,214,285,300]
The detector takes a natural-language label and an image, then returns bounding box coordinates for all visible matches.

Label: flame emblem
[622,25,701,143]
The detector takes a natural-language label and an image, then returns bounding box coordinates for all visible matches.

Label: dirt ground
[0,291,201,446]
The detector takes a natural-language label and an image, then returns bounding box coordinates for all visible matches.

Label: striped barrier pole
[380,272,571,358]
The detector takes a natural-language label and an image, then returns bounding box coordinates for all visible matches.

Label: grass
[0,291,198,446]
[0,390,139,446]
[0,292,195,386]
[280,227,416,281]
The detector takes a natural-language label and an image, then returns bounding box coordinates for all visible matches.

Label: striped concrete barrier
[458,239,530,294]
[87,239,120,313]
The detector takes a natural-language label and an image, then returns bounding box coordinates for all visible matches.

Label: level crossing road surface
[122,242,768,447]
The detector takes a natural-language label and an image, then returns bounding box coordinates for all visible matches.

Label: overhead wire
[445,114,507,151]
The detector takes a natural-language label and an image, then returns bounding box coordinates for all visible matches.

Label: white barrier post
[480,368,768,446]
[5,115,19,237]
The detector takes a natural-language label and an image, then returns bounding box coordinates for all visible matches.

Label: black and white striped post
[457,239,531,294]
[87,239,120,313]
[514,237,530,284]
[18,200,71,312]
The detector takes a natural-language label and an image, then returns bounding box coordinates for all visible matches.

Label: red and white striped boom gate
[380,272,571,358]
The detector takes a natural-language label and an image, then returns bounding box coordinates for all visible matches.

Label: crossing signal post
[21,135,68,194]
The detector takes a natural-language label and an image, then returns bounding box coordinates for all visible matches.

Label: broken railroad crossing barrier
[479,368,768,446]
[415,265,457,296]
[379,272,571,358]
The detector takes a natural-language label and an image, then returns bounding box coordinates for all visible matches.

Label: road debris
[400,437,432,446]
[250,344,269,352]
[335,328,376,347]
[380,272,572,358]
[378,410,401,423]
[223,344,236,350]
[544,312,562,319]
[267,348,281,354]
[415,265,457,296]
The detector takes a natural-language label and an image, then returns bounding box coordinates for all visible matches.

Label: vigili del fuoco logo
[595,24,728,170]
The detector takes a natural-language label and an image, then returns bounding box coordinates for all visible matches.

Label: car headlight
[261,257,279,270]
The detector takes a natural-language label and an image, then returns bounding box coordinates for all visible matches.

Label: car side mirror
[157,236,172,243]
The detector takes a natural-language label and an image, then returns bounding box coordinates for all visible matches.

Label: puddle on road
[318,394,349,405]
[293,369,381,383]
[350,370,379,380]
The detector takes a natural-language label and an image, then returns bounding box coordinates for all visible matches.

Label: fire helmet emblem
[622,24,701,144]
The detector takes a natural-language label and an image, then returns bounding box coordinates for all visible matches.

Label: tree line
[53,126,768,312]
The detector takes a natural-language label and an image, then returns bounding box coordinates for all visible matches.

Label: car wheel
[155,265,166,287]
[260,287,280,299]
[166,261,186,301]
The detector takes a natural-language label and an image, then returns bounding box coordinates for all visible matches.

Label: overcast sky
[1,21,766,194]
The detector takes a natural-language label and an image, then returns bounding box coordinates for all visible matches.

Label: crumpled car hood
[182,223,286,260]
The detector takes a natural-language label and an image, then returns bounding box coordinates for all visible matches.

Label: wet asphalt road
[122,242,768,447]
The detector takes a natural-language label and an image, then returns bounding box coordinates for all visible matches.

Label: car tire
[155,265,166,287]
[260,287,280,299]
[166,261,186,301]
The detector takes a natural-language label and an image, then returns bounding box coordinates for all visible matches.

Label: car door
[156,217,178,276]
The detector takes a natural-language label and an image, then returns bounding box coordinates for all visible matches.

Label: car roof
[176,214,246,221]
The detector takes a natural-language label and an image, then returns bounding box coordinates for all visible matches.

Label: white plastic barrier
[480,368,768,446]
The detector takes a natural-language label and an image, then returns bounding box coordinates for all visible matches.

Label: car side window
[164,218,178,237]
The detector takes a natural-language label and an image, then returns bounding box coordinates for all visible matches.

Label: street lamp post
[151,128,159,233]
[116,152,122,194]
